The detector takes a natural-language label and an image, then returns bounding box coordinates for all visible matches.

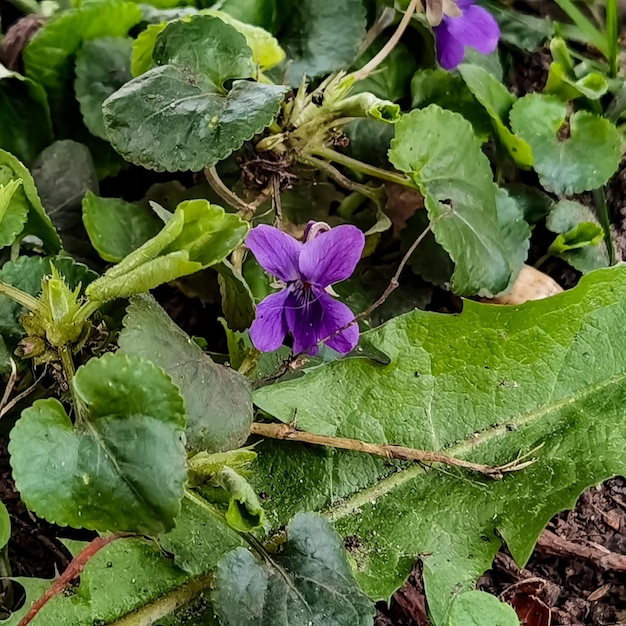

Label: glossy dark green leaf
[483,1,554,51]
[31,140,98,259]
[216,261,256,332]
[85,199,249,302]
[0,150,60,252]
[119,294,253,454]
[212,513,375,626]
[9,352,187,534]
[82,191,162,262]
[510,94,621,195]
[279,0,366,85]
[389,106,516,296]
[103,16,287,172]
[0,66,53,166]
[75,37,133,140]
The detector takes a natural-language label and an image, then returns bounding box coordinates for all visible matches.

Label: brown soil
[376,477,626,625]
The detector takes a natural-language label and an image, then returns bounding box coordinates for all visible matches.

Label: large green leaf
[82,191,162,262]
[279,0,366,85]
[23,0,142,129]
[0,149,60,252]
[510,94,621,195]
[252,265,626,624]
[212,513,376,625]
[388,106,516,296]
[458,64,532,169]
[119,294,253,454]
[9,352,187,534]
[75,37,133,140]
[0,65,53,166]
[85,199,249,302]
[103,16,287,172]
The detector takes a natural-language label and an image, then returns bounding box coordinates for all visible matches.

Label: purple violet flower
[246,224,365,355]
[434,0,500,70]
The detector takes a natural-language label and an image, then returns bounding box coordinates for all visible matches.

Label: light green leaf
[82,191,162,262]
[3,539,190,626]
[23,0,142,129]
[104,16,287,172]
[9,352,186,534]
[546,199,609,272]
[389,106,515,296]
[510,94,621,195]
[279,0,366,86]
[458,64,532,169]
[0,65,53,166]
[546,63,608,101]
[252,265,626,623]
[212,513,376,625]
[212,466,265,532]
[131,23,164,76]
[85,199,249,302]
[119,294,253,454]
[158,494,245,576]
[447,591,519,626]
[0,149,60,252]
[0,501,10,550]
[75,37,133,139]
[0,178,25,249]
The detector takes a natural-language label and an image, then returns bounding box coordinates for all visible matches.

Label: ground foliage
[0,0,625,625]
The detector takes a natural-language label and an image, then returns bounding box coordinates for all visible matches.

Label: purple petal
[298,225,365,288]
[249,290,290,352]
[435,21,466,70]
[315,289,359,354]
[246,225,302,283]
[284,289,325,355]
[445,5,500,55]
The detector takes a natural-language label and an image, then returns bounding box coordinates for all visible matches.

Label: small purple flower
[246,224,365,355]
[434,0,500,70]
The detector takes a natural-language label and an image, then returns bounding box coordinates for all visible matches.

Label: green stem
[593,187,616,265]
[110,574,213,626]
[0,281,40,312]
[74,298,101,326]
[308,146,413,187]
[606,0,619,77]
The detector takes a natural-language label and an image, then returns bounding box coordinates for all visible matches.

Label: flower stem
[308,146,413,187]
[593,187,616,265]
[349,0,420,82]
[204,166,256,218]
[0,281,40,312]
[250,422,535,478]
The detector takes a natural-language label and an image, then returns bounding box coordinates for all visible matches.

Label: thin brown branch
[18,533,132,626]
[250,422,535,478]
[0,359,17,414]
[204,166,255,216]
[536,529,626,572]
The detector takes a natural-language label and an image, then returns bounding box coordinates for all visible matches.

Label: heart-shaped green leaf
[510,94,621,195]
[103,16,288,172]
[9,352,187,534]
[212,513,375,625]
[389,106,522,296]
